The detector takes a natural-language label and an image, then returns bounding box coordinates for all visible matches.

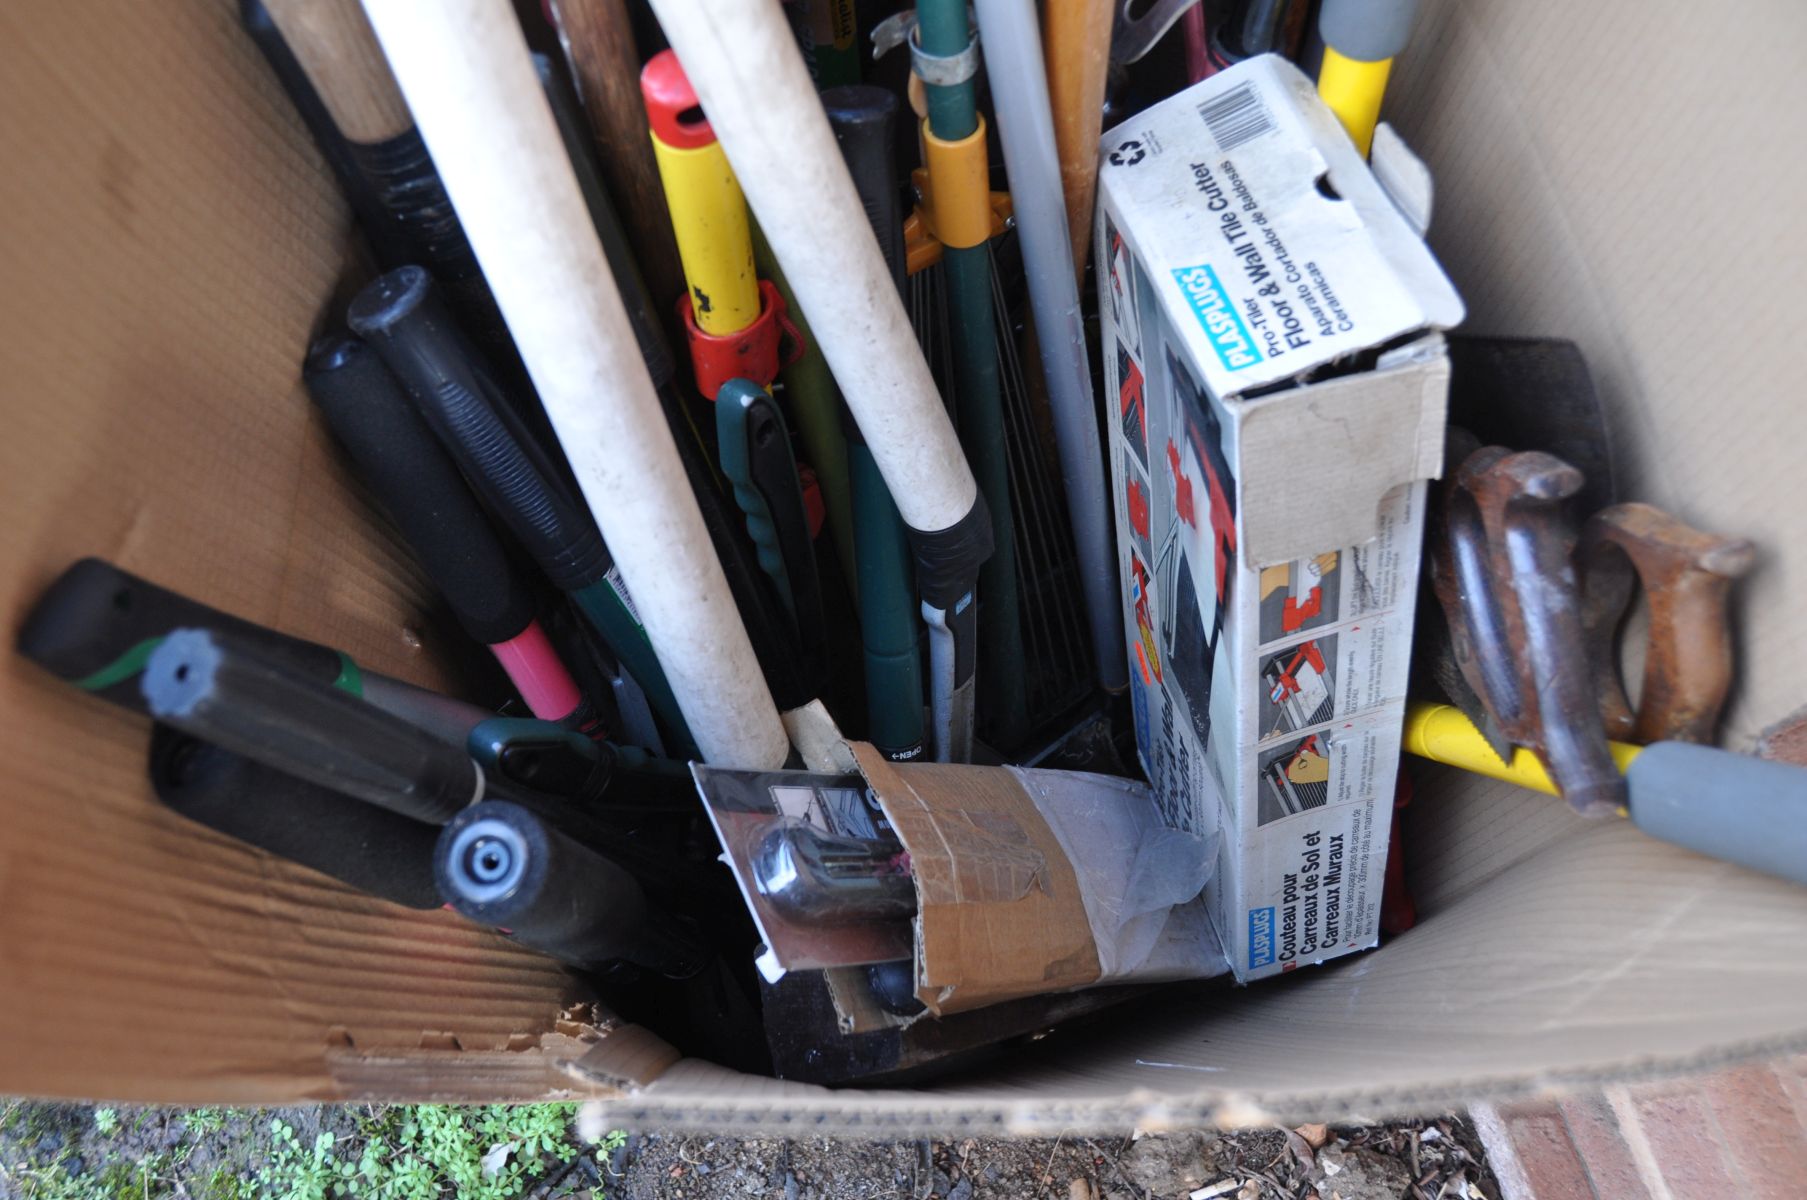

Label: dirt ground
[0,1101,1498,1200]
[599,1119,1498,1200]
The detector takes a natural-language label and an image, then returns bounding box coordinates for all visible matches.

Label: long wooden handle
[264,0,411,142]
[1044,0,1115,283]
[360,0,791,770]
[549,0,688,315]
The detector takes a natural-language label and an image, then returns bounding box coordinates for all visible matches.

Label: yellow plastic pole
[1402,701,1642,798]
[643,50,761,335]
[1317,46,1391,157]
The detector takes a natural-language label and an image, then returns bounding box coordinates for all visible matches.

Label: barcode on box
[1198,83,1275,151]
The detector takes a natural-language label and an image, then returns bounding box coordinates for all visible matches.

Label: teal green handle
[717,381,796,618]
[572,578,696,758]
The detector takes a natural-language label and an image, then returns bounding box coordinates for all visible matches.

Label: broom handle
[1043,0,1116,282]
[264,0,410,142]
[974,0,1128,693]
[360,0,790,770]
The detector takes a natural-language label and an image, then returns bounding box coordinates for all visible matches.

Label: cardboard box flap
[1238,342,1448,566]
[851,746,1102,1016]
[1098,55,1463,402]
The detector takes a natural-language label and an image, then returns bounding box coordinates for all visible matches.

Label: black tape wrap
[348,267,611,592]
[349,131,480,282]
[906,496,994,609]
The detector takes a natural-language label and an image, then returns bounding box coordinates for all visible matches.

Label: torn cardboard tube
[849,745,1223,1015]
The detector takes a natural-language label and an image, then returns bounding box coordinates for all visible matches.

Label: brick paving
[1474,1055,1807,1199]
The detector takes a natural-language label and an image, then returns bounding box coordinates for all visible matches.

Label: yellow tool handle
[642,50,762,335]
[1402,701,1643,797]
[651,137,761,334]
[1317,46,1392,158]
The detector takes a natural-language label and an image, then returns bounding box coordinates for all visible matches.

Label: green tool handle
[715,379,831,702]
[717,386,797,617]
[571,580,696,758]
[751,228,859,589]
[849,440,926,761]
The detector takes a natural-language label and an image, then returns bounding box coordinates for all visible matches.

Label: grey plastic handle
[1319,0,1420,63]
[1627,743,1807,887]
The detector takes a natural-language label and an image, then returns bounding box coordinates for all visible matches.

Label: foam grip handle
[16,558,346,715]
[305,334,537,646]
[148,725,443,909]
[436,799,710,976]
[346,267,611,592]
[822,86,905,296]
[1627,744,1807,887]
[142,628,480,825]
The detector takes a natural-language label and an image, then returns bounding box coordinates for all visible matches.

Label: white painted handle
[360,0,789,770]
[976,0,1127,692]
[644,0,978,535]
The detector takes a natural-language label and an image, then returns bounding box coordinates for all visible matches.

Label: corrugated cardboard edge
[323,1008,679,1101]
[579,1029,1807,1136]
[849,744,1103,1016]
[1238,348,1448,566]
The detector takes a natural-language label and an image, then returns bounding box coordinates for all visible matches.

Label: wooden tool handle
[549,0,687,315]
[263,0,411,142]
[1044,0,1115,282]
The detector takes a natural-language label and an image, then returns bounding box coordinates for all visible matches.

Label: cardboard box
[1096,56,1462,981]
[3,0,1807,1129]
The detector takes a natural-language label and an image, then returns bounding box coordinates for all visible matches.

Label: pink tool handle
[490,619,583,721]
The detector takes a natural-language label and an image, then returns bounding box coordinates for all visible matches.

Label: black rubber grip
[823,86,907,299]
[906,496,995,609]
[148,725,443,909]
[142,628,480,825]
[346,268,612,593]
[305,333,538,646]
[436,799,709,976]
[239,0,409,267]
[348,131,481,284]
[16,557,344,715]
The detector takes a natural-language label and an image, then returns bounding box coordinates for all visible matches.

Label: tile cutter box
[1096,55,1464,982]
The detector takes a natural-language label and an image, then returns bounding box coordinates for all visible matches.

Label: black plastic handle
[305,333,537,647]
[148,725,444,910]
[436,799,709,976]
[142,628,482,825]
[17,557,345,715]
[822,86,907,299]
[346,268,612,593]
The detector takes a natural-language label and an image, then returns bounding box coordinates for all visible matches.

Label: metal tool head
[1110,0,1202,66]
[1579,502,1756,745]
[1429,444,1627,816]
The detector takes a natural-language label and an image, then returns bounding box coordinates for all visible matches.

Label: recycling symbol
[1108,140,1145,167]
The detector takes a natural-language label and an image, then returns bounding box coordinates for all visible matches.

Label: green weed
[3,1104,619,1200]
